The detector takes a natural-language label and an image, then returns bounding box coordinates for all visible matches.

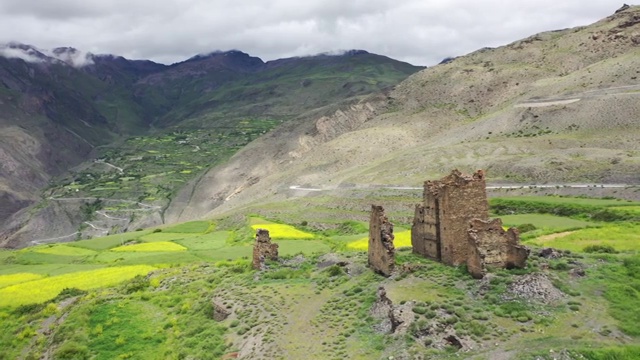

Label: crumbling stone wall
[466,218,530,278]
[252,229,279,270]
[411,169,529,278]
[412,170,489,266]
[368,205,395,276]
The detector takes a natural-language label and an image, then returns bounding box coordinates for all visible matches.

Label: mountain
[165,5,640,223]
[0,46,423,248]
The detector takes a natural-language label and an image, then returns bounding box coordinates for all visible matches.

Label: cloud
[44,48,95,67]
[0,44,44,63]
[0,43,94,67]
[0,0,620,66]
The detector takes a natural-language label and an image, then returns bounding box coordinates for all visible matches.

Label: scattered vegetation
[1,195,639,358]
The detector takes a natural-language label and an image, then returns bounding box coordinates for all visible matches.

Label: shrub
[124,275,149,294]
[516,223,537,233]
[584,245,617,254]
[54,342,90,360]
[412,306,428,315]
[55,288,87,301]
[325,265,344,277]
[550,261,570,270]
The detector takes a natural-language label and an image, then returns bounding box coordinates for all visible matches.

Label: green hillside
[1,196,639,359]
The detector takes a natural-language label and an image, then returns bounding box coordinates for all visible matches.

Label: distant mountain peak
[0,42,94,67]
[185,49,254,62]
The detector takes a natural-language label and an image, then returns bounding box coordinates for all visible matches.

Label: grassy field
[528,223,640,252]
[499,214,594,231]
[1,195,639,359]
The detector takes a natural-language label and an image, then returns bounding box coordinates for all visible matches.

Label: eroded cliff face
[0,122,93,245]
[164,96,387,224]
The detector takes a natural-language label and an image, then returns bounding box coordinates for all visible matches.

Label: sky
[0,0,621,66]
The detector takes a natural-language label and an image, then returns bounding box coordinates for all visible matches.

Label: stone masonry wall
[368,205,396,276]
[467,218,530,278]
[252,229,279,270]
[437,170,489,266]
[411,202,440,260]
[412,170,489,266]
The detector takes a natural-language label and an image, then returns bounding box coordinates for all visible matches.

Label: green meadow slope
[1,195,640,359]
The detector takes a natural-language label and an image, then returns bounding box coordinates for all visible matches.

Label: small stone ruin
[252,229,279,270]
[367,205,396,276]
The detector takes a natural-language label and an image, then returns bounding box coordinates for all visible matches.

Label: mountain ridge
[0,45,424,248]
[165,4,640,223]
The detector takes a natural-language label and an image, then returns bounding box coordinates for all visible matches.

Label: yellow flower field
[0,265,155,307]
[250,224,314,239]
[0,273,43,289]
[32,245,97,256]
[110,242,187,252]
[347,230,412,250]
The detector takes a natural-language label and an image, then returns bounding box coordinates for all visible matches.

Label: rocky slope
[166,5,640,223]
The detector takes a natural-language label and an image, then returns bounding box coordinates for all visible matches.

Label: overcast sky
[0,0,621,66]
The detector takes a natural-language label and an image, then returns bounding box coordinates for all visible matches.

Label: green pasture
[499,214,595,233]
[528,223,640,253]
[162,220,214,233]
[494,196,638,207]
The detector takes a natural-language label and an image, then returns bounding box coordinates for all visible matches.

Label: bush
[412,306,428,315]
[516,223,537,233]
[325,265,344,277]
[55,288,87,301]
[123,275,149,294]
[54,342,90,360]
[550,261,570,270]
[584,245,617,254]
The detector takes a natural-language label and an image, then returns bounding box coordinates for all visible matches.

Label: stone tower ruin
[411,169,529,278]
[368,205,396,276]
[411,169,489,266]
[252,229,279,270]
